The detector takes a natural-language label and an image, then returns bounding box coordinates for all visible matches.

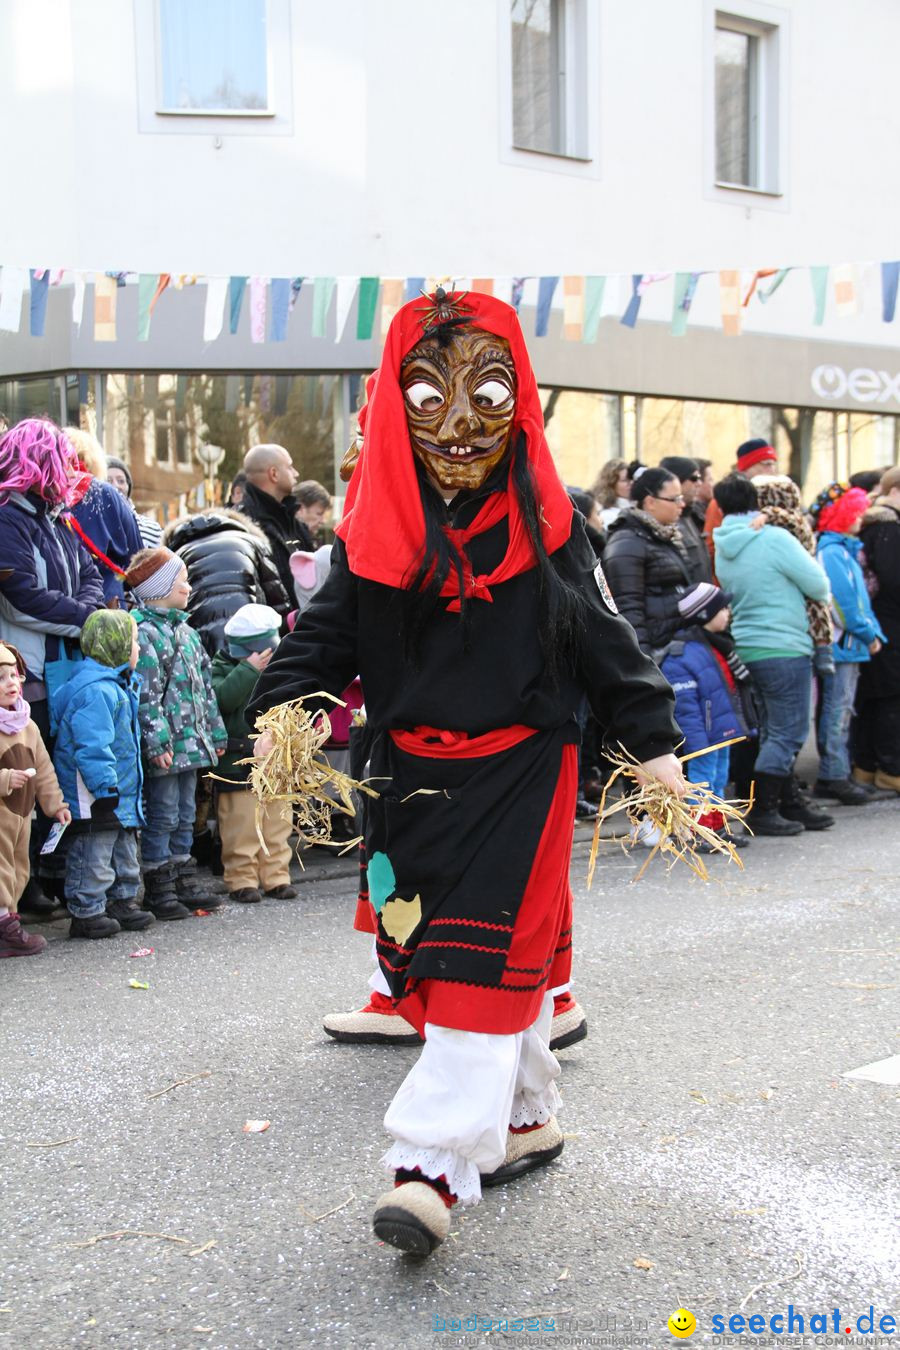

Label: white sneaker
[632,816,663,848]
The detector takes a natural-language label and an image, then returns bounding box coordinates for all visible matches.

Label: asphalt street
[2,803,898,1349]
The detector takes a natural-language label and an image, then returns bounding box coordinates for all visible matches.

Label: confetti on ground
[243,1120,270,1133]
[633,1257,654,1270]
[24,1137,79,1149]
[192,909,212,917]
[130,947,154,958]
[128,979,150,990]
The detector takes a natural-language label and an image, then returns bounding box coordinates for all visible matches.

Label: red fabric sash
[64,514,127,578]
[389,723,537,759]
[439,491,536,611]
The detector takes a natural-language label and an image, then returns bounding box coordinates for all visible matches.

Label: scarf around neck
[630,507,687,552]
[0,695,31,736]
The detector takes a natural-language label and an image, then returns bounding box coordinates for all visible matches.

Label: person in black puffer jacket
[163,510,290,655]
[603,466,707,658]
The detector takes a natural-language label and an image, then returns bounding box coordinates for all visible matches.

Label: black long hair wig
[400,429,586,680]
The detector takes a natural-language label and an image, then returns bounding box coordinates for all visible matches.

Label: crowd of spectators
[0,409,897,958]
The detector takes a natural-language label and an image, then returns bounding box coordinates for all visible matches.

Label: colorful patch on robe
[593,560,618,614]
[367,850,396,914]
[380,894,422,945]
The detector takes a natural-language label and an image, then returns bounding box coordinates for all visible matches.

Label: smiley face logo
[668,1308,697,1338]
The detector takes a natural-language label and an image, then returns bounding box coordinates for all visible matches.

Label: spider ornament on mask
[401,327,517,492]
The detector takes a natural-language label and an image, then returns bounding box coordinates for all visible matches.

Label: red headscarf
[336,291,573,595]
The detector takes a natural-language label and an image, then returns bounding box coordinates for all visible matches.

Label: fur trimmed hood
[163,507,271,550]
[860,498,900,529]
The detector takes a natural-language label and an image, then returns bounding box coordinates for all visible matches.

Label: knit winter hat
[0,641,26,676]
[736,438,777,473]
[107,456,133,497]
[677,582,733,626]
[223,603,281,656]
[659,455,700,483]
[124,547,185,602]
[80,609,136,668]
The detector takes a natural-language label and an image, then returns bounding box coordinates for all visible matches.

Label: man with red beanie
[704,437,779,567]
[247,289,683,1257]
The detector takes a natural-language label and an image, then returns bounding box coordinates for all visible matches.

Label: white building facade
[2,0,899,508]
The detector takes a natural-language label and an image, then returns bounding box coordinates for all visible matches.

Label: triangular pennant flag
[29,270,50,337]
[757,268,791,303]
[0,266,27,333]
[49,269,65,287]
[334,277,358,343]
[810,266,829,325]
[471,277,494,296]
[269,278,291,341]
[94,273,118,341]
[137,273,157,341]
[404,276,426,302]
[671,272,700,336]
[742,269,778,306]
[510,277,526,312]
[249,276,268,343]
[562,275,585,341]
[881,262,900,323]
[356,277,379,339]
[582,276,606,342]
[229,276,248,334]
[150,274,171,313]
[289,277,304,311]
[833,263,859,317]
[71,271,86,329]
[311,277,336,337]
[718,270,742,336]
[535,276,559,336]
[380,279,404,339]
[203,276,228,342]
[620,274,643,328]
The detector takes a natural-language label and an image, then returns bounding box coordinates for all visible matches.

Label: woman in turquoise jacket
[812,483,886,804]
[713,473,831,835]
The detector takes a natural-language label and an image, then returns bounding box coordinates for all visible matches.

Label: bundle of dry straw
[233,694,378,859]
[587,738,752,887]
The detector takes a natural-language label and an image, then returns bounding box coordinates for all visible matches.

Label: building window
[156,0,270,115]
[510,0,588,159]
[714,11,780,192]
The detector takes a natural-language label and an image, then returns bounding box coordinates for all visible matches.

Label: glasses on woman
[649,492,685,504]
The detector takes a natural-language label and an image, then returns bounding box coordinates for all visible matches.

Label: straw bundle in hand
[237,694,378,858]
[587,739,752,887]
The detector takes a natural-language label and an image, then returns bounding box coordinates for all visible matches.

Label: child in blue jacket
[661,584,756,845]
[811,483,887,804]
[52,609,152,939]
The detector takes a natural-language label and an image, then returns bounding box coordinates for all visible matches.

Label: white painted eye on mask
[403,381,445,412]
[472,379,514,409]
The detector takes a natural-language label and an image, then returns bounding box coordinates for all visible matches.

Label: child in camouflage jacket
[124,547,226,919]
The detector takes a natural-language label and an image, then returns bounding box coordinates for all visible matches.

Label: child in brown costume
[0,642,71,957]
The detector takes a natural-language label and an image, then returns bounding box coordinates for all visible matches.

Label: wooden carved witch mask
[400,291,517,493]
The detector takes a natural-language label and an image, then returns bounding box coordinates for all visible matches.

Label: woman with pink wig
[0,419,104,914]
[811,483,887,805]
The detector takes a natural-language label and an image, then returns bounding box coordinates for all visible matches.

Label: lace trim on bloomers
[508,1079,562,1129]
[380,1143,483,1206]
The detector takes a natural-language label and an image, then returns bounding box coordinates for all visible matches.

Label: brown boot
[852,766,875,786]
[874,769,900,794]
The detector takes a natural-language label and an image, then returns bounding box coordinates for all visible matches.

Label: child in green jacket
[211,604,296,904]
[124,547,227,919]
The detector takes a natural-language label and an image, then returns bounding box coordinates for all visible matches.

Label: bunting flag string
[1,261,899,345]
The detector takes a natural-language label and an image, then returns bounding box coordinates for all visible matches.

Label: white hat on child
[223,604,283,639]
